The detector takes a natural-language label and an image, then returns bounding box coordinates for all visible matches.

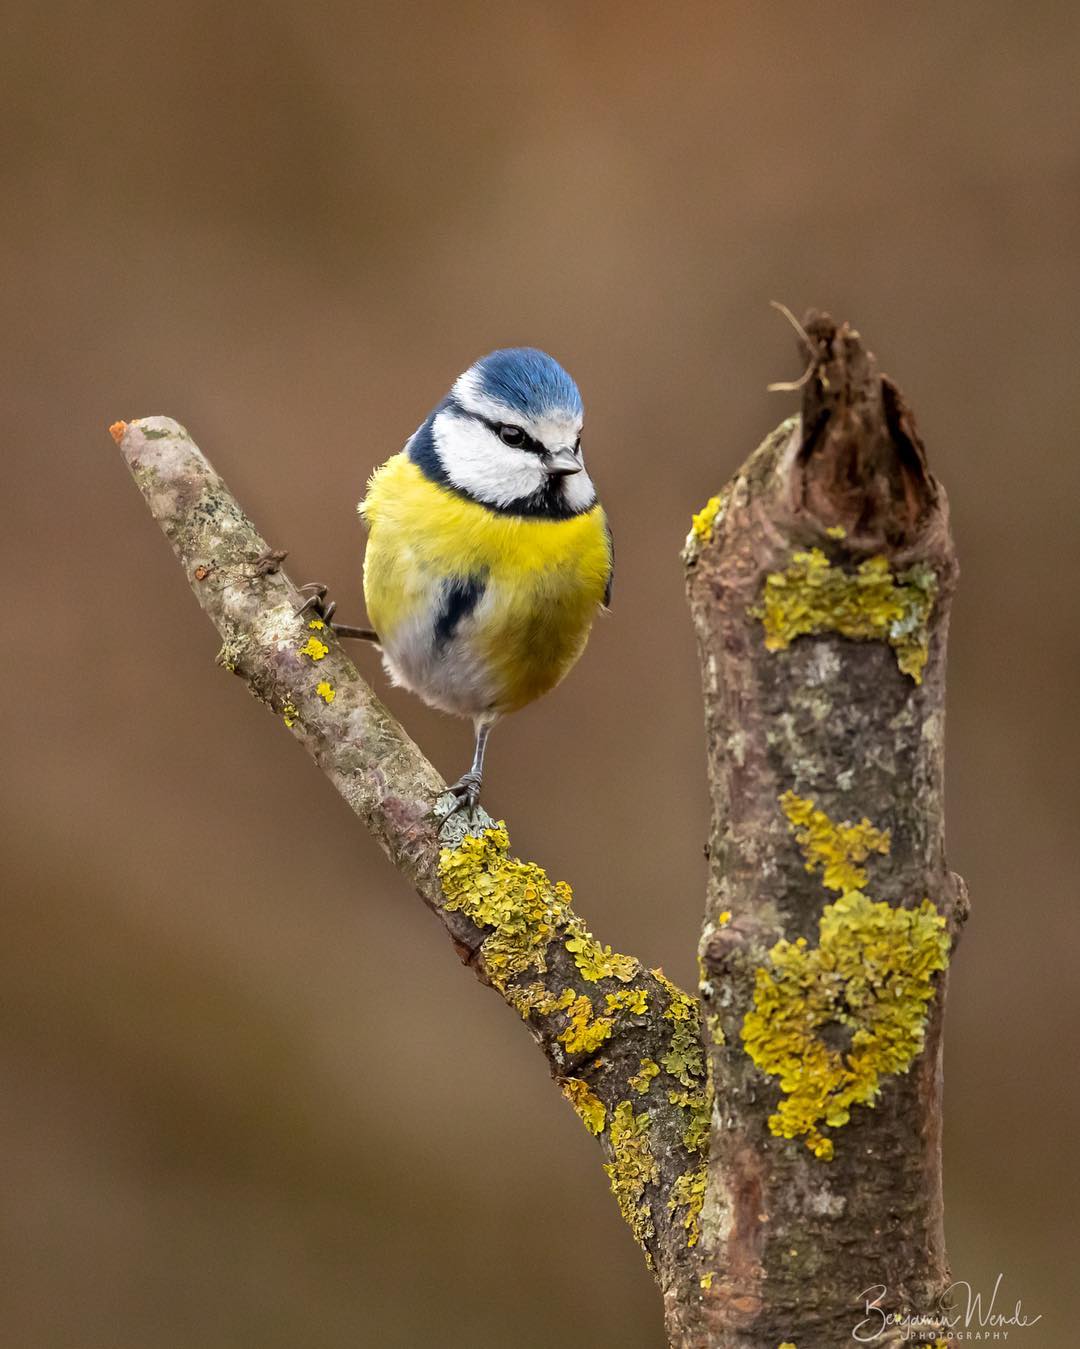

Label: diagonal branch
[109,416,710,1291]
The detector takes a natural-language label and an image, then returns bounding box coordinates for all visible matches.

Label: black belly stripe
[434,574,487,649]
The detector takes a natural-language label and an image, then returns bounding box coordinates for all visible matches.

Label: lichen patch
[604,1101,658,1251]
[688,493,726,547]
[298,635,329,662]
[561,1077,607,1136]
[779,790,890,893]
[741,797,949,1159]
[753,547,937,682]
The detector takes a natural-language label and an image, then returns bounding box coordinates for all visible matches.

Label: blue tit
[344,348,612,808]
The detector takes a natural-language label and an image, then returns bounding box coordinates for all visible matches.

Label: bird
[299,348,612,809]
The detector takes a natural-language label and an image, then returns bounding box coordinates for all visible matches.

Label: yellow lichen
[215,633,247,672]
[654,979,714,1249]
[438,824,702,1250]
[825,524,846,540]
[559,994,614,1054]
[741,794,950,1158]
[780,790,891,892]
[298,635,329,662]
[307,618,325,630]
[779,1342,798,1348]
[700,1271,714,1290]
[604,1101,657,1251]
[628,1058,660,1094]
[605,988,648,1016]
[706,1013,725,1046]
[668,1166,707,1247]
[315,680,335,704]
[655,970,699,1028]
[281,700,298,728]
[663,1021,706,1088]
[741,889,950,1160]
[753,547,937,683]
[439,825,648,1068]
[689,493,725,546]
[561,1077,607,1136]
[666,1050,713,1247]
[566,932,638,983]
[655,976,707,1088]
[439,826,565,988]
[506,982,575,1020]
[668,1087,712,1154]
[717,909,732,926]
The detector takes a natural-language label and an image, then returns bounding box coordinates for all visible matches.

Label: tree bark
[109,311,965,1348]
[680,314,966,1348]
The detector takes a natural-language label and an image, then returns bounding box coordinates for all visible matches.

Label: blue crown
[472,348,583,419]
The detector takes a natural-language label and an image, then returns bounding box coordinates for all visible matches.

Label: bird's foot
[296,582,336,626]
[295,584,379,642]
[448,770,483,811]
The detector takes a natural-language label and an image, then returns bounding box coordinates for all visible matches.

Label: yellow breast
[360,453,611,716]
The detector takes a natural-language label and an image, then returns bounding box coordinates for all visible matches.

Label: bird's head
[410,348,595,517]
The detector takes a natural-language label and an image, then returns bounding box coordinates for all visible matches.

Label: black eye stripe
[473,413,545,455]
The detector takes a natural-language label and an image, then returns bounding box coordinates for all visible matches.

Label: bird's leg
[332,624,380,642]
[449,721,492,810]
[295,583,379,642]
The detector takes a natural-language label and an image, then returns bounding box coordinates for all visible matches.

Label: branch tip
[793,312,936,545]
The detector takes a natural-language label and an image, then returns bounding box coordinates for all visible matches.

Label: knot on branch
[792,310,937,547]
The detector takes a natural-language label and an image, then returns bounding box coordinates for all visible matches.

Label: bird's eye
[499,424,526,448]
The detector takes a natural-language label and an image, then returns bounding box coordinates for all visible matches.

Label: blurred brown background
[2,2,1077,1345]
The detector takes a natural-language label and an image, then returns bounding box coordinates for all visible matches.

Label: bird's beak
[541,445,582,477]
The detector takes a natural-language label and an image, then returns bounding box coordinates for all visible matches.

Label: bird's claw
[296,583,337,626]
[296,584,379,643]
[448,771,483,811]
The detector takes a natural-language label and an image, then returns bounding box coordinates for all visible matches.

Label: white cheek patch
[434,409,547,508]
[560,469,597,514]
